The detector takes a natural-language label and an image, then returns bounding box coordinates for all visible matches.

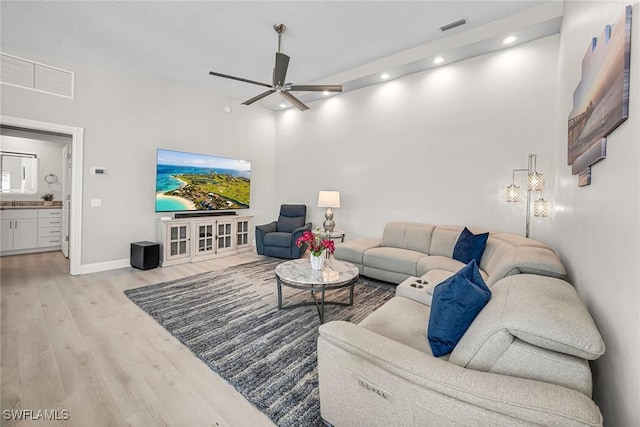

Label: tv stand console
[156,214,253,267]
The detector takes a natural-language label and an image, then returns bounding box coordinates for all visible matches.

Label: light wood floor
[1,250,276,427]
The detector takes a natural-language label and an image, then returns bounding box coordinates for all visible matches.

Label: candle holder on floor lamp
[505,153,549,238]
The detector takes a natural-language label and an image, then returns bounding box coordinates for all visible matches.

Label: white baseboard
[79,258,130,274]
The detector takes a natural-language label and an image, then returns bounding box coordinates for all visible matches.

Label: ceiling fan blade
[289,85,342,92]
[242,90,276,106]
[280,91,309,111]
[273,53,290,87]
[209,71,272,89]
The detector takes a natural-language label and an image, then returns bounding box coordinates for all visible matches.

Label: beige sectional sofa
[334,221,567,285]
[319,222,605,426]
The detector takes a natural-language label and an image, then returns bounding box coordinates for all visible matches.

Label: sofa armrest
[454,275,605,362]
[256,221,277,234]
[291,223,312,243]
[395,278,437,306]
[318,321,602,427]
[255,221,277,255]
[288,223,312,258]
[484,246,566,286]
[513,246,567,278]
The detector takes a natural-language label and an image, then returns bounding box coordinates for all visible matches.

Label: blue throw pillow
[427,260,491,357]
[452,227,489,265]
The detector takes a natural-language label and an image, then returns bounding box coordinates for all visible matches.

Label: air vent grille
[440,18,467,32]
[1,53,74,98]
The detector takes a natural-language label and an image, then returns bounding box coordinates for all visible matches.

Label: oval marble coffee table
[274,258,360,324]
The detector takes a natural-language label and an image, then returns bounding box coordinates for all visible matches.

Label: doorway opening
[0,115,83,275]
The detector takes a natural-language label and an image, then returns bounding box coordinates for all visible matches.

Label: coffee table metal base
[276,276,357,324]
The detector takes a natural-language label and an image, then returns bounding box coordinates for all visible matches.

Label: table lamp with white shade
[317,191,340,232]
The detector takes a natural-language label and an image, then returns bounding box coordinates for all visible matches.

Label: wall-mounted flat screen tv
[155,148,251,212]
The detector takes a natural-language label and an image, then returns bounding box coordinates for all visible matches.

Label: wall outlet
[90,199,102,208]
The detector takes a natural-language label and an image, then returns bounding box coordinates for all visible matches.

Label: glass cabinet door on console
[216,219,235,254]
[236,218,251,248]
[193,220,216,260]
[167,222,190,261]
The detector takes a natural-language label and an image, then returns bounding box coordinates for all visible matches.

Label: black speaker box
[130,241,160,270]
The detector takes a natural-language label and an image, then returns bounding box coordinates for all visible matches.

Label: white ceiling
[0,1,562,110]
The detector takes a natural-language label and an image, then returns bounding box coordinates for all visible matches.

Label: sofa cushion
[422,269,457,287]
[417,255,465,275]
[359,296,441,357]
[363,247,424,276]
[416,255,491,281]
[362,266,411,284]
[334,238,381,265]
[453,227,489,265]
[428,260,491,357]
[477,239,516,283]
[429,225,463,257]
[381,222,436,253]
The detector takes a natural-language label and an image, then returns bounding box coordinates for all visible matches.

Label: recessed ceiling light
[279,103,287,108]
[380,73,390,80]
[322,90,330,96]
[433,56,445,64]
[502,35,518,45]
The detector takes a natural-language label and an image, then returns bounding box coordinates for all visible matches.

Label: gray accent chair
[255,204,311,259]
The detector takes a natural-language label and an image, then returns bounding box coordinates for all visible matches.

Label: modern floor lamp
[505,153,550,238]
[317,191,340,232]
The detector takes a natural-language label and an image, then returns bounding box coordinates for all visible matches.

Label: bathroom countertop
[0,205,62,210]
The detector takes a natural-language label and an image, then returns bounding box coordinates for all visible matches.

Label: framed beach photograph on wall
[567,5,632,186]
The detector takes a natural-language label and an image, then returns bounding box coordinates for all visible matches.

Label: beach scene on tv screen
[155,149,251,212]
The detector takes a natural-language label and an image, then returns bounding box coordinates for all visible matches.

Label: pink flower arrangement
[296,229,335,257]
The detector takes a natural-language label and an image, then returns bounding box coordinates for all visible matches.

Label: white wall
[539,2,640,425]
[0,51,276,266]
[274,36,560,240]
[0,135,67,202]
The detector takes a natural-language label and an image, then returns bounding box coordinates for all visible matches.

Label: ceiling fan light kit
[209,23,343,111]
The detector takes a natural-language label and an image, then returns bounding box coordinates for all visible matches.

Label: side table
[322,230,345,258]
[322,230,345,243]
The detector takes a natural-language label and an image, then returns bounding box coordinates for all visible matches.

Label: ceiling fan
[209,24,342,111]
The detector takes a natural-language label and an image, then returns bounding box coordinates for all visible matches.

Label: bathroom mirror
[0,151,38,194]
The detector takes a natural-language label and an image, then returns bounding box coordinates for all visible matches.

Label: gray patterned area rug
[124,258,394,426]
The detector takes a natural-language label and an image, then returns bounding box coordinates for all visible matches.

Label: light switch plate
[90,166,107,175]
[90,199,102,208]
